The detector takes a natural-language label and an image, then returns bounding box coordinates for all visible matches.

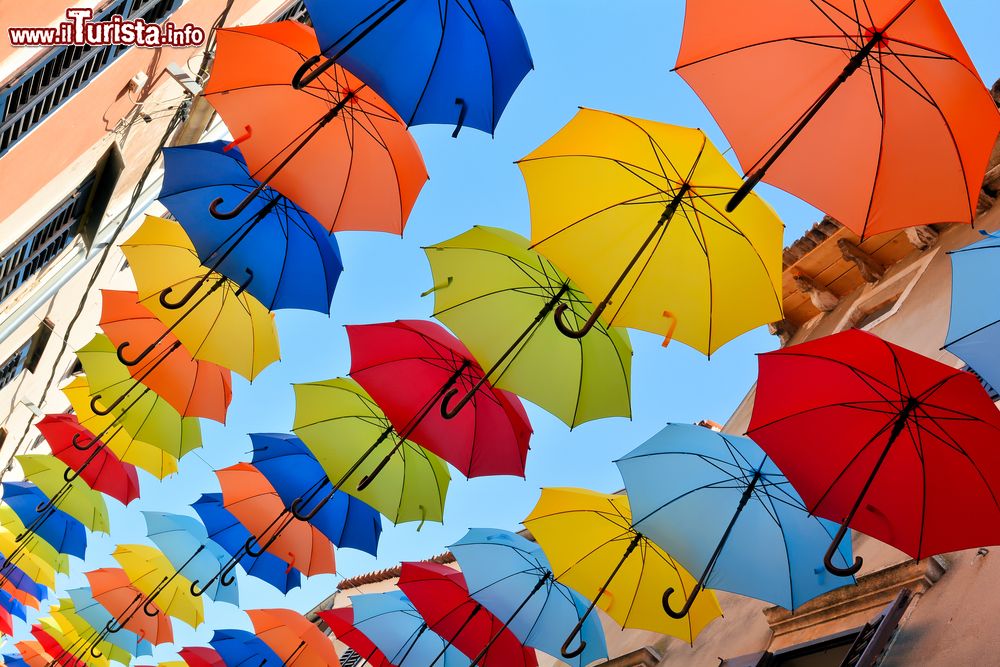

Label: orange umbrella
[202,21,427,233]
[84,568,173,646]
[214,463,336,577]
[247,608,340,666]
[14,641,54,667]
[98,290,233,423]
[675,0,1000,237]
[2,580,40,609]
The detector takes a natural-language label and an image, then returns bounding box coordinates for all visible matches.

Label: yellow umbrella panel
[17,455,109,533]
[523,487,721,648]
[48,599,132,666]
[519,108,783,356]
[111,544,204,629]
[63,375,180,479]
[120,215,280,381]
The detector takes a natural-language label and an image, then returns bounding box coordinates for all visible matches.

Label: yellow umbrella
[76,334,202,461]
[0,509,69,581]
[48,599,131,666]
[36,615,113,667]
[63,375,180,479]
[523,487,721,653]
[518,108,783,355]
[111,544,203,629]
[17,455,109,533]
[120,215,281,381]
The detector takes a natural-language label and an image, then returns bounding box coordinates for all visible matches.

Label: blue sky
[8,0,1000,661]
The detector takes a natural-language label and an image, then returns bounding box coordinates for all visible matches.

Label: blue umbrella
[449,528,606,666]
[67,586,154,658]
[297,0,532,135]
[142,511,239,606]
[616,423,855,617]
[945,233,1000,392]
[0,587,26,622]
[2,653,28,667]
[2,482,86,559]
[211,628,284,666]
[249,433,382,556]
[160,142,344,313]
[351,591,471,666]
[0,556,46,602]
[191,493,302,595]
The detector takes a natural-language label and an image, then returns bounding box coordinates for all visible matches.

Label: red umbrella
[317,607,393,667]
[747,329,1000,576]
[348,320,532,481]
[35,414,141,505]
[0,603,11,635]
[398,561,538,667]
[29,627,82,667]
[179,646,225,667]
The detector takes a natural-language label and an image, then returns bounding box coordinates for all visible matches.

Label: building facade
[316,87,1000,667]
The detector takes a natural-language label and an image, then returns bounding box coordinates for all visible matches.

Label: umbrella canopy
[674,0,1000,236]
[301,0,532,135]
[4,649,34,667]
[348,320,532,479]
[0,587,27,622]
[76,334,203,460]
[67,586,153,658]
[191,494,302,594]
[1,483,86,559]
[85,568,172,645]
[111,545,203,629]
[34,414,140,505]
[450,528,607,666]
[317,607,393,667]
[523,487,721,650]
[203,21,427,232]
[0,542,59,590]
[249,433,382,556]
[1,563,44,608]
[13,642,53,667]
[747,328,1000,575]
[32,621,92,667]
[121,215,281,381]
[518,108,783,354]
[210,629,284,667]
[0,506,73,572]
[350,591,470,666]
[99,290,233,422]
[945,235,1000,392]
[215,463,337,576]
[16,455,109,533]
[399,561,538,667]
[293,376,451,525]
[424,226,633,427]
[160,141,343,313]
[178,646,224,667]
[49,600,134,666]
[0,603,12,635]
[248,608,341,666]
[616,423,855,616]
[63,375,179,479]
[142,512,238,606]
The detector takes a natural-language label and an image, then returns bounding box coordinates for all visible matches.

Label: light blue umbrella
[67,586,153,658]
[297,0,533,135]
[449,528,606,667]
[142,511,239,606]
[211,628,284,666]
[351,591,470,666]
[616,423,856,617]
[945,234,1000,393]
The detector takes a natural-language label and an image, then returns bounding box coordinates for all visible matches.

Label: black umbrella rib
[673,34,852,72]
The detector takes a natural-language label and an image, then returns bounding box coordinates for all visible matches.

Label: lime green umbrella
[424,226,633,428]
[17,455,110,533]
[292,377,450,526]
[75,334,202,461]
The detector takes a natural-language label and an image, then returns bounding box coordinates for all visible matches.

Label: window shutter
[721,651,771,667]
[840,588,912,667]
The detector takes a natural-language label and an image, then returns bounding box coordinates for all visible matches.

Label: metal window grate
[962,365,1000,401]
[340,648,363,667]
[273,0,312,25]
[0,172,96,304]
[0,337,34,390]
[0,0,182,157]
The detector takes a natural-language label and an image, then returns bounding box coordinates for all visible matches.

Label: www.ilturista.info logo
[8,8,205,48]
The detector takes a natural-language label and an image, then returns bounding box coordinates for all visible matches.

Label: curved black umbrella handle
[357,453,393,491]
[662,585,703,620]
[244,529,280,558]
[452,98,467,138]
[233,268,255,297]
[219,559,239,587]
[290,493,328,522]
[560,621,587,660]
[439,385,477,420]
[291,55,330,89]
[159,277,207,310]
[89,640,105,659]
[90,392,124,417]
[553,302,603,339]
[824,521,863,576]
[116,339,154,367]
[209,191,257,220]
[71,431,100,451]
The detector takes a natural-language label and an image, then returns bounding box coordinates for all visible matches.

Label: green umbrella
[292,377,450,526]
[17,455,110,533]
[423,226,632,428]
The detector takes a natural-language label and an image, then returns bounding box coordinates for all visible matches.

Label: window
[0,0,183,157]
[273,0,312,24]
[770,632,856,666]
[340,648,363,667]
[0,320,52,391]
[962,365,999,401]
